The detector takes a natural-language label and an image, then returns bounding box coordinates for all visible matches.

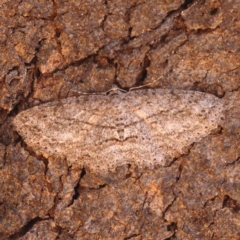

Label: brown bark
[0,0,240,239]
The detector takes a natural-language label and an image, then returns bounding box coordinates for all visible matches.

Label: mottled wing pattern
[13,89,223,172]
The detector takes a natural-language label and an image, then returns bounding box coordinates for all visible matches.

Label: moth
[13,89,224,172]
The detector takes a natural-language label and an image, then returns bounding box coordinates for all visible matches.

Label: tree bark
[0,0,240,239]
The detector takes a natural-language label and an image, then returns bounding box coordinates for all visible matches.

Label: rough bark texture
[0,0,240,239]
